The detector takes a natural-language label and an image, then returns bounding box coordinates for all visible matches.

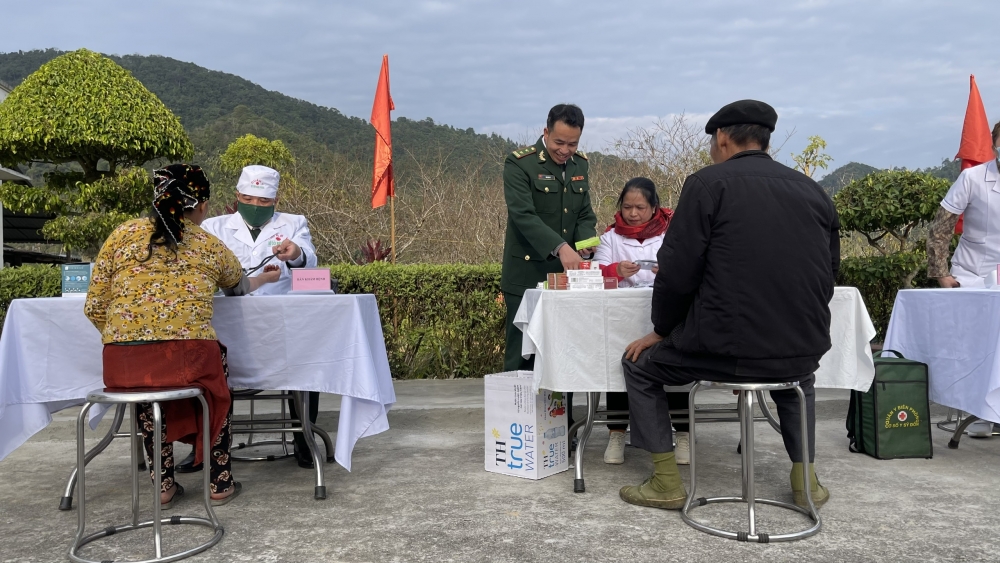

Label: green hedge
[0,264,62,332]
[0,264,62,331]
[0,258,924,374]
[329,263,504,379]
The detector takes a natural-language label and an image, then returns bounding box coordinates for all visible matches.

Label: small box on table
[566,268,604,290]
[61,263,93,297]
[484,371,569,480]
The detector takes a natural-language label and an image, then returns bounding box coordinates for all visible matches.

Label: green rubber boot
[619,452,687,510]
[790,462,829,509]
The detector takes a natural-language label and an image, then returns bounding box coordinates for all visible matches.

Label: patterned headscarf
[152,164,211,245]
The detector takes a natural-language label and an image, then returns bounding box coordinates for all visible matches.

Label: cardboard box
[484,371,569,480]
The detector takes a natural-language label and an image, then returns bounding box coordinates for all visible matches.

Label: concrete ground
[2,380,999,563]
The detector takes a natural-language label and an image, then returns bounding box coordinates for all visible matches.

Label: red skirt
[102,340,232,466]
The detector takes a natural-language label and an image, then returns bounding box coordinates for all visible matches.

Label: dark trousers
[503,291,534,372]
[288,391,320,453]
[606,391,689,432]
[622,344,815,463]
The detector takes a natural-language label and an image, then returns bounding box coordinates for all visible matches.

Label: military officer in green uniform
[502,104,598,371]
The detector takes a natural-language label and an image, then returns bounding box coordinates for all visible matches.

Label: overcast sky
[3,0,998,173]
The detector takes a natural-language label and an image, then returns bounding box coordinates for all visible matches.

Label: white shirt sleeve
[594,231,616,266]
[290,215,318,267]
[941,169,974,215]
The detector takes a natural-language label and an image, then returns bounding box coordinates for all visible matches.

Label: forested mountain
[818,162,880,194]
[820,158,962,196]
[916,158,961,182]
[0,49,516,170]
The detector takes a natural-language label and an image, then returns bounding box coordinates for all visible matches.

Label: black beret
[704,100,778,134]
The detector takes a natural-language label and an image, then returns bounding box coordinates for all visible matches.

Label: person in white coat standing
[179,164,322,470]
[927,122,1000,437]
[594,178,690,465]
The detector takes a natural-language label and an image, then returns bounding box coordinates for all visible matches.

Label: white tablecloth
[514,286,877,393]
[0,295,395,470]
[884,289,1000,423]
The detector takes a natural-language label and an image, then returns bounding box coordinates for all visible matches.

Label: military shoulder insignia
[512,146,537,159]
[575,150,588,160]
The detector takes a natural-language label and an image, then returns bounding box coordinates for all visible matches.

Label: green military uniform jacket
[501,136,598,296]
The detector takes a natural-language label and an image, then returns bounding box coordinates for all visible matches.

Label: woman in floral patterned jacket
[85,164,278,508]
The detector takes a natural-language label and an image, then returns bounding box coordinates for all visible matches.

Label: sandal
[161,483,184,510]
[211,482,243,507]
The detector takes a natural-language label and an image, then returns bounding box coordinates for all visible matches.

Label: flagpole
[390,193,397,264]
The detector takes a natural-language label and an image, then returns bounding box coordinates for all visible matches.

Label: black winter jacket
[650,150,840,378]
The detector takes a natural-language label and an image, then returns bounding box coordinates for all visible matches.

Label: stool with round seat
[69,387,225,563]
[681,380,821,543]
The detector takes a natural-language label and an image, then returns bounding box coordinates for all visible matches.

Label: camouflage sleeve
[926,206,960,279]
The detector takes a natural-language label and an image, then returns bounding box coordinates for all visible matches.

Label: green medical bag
[846,350,933,460]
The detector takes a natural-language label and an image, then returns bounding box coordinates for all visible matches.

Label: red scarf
[606,207,674,240]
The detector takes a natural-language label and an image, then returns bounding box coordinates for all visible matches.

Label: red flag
[371,55,395,209]
[954,75,993,233]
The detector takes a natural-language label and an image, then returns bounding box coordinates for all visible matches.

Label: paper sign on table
[291,268,332,293]
[61,263,93,297]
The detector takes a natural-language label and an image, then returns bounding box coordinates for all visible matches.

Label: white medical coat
[202,211,318,295]
[941,160,1000,288]
[593,229,665,288]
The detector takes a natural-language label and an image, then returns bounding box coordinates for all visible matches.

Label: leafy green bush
[837,253,934,340]
[329,263,504,379]
[0,264,62,333]
[0,49,193,256]
[834,170,949,288]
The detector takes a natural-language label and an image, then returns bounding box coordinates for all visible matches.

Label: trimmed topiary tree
[0,48,193,255]
[217,133,298,212]
[834,169,950,291]
[219,133,295,176]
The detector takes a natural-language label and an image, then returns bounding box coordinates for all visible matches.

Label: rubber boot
[619,452,687,510]
[790,462,829,509]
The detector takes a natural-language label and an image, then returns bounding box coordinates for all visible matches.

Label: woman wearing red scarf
[594,178,689,465]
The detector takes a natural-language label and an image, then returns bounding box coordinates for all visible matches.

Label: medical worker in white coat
[180,164,321,470]
[927,121,1000,437]
[593,177,689,466]
[202,165,318,294]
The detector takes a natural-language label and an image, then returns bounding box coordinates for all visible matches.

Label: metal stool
[229,390,333,500]
[229,390,334,463]
[60,403,134,511]
[681,380,821,543]
[230,390,293,460]
[69,388,224,563]
[567,385,781,493]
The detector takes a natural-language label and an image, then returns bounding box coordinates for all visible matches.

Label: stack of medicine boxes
[567,263,604,290]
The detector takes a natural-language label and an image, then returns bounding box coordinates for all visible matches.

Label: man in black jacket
[618,100,840,511]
